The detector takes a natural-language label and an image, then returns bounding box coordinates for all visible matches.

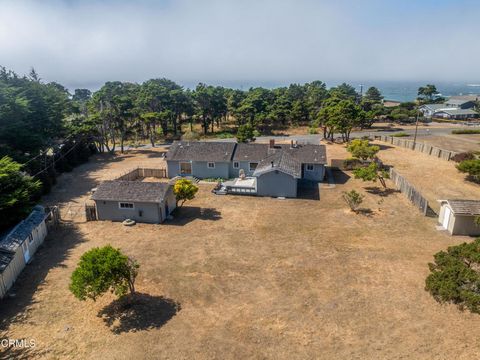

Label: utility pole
[413,107,420,148]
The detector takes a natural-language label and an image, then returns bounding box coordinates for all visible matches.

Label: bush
[452,129,480,135]
[346,139,380,161]
[456,159,480,183]
[451,152,475,163]
[237,124,255,143]
[215,132,234,139]
[342,190,364,211]
[173,179,199,206]
[308,127,318,134]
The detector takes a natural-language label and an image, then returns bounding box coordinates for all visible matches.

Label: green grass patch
[392,132,410,137]
[452,129,480,135]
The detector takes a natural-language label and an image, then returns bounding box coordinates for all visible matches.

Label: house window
[208,162,215,169]
[119,202,134,209]
[28,233,34,244]
[306,164,314,171]
[249,162,258,171]
[233,162,239,169]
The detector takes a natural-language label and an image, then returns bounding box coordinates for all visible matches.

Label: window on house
[208,162,215,169]
[306,164,314,171]
[233,162,239,169]
[249,162,258,171]
[119,202,134,209]
[28,233,34,244]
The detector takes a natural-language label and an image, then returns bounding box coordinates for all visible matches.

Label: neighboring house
[91,180,176,224]
[438,200,480,236]
[0,206,47,299]
[165,140,327,198]
[420,96,479,120]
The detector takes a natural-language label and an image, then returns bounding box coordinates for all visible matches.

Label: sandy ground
[1,146,480,359]
[415,134,480,153]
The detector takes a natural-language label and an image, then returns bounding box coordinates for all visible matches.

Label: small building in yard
[91,180,176,224]
[438,200,480,236]
[0,206,47,299]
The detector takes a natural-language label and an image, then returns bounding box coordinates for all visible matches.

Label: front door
[180,162,192,175]
[442,206,451,229]
[22,241,30,263]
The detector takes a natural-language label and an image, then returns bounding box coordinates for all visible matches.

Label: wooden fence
[374,135,458,161]
[85,203,97,221]
[389,168,429,215]
[115,167,167,181]
[45,206,60,229]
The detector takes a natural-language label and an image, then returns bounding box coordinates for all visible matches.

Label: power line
[30,140,83,178]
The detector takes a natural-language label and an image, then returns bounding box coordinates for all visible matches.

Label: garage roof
[92,181,172,203]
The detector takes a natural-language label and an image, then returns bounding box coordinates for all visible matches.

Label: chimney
[269,139,275,148]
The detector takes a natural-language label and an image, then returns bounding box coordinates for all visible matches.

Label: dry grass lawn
[1,146,480,359]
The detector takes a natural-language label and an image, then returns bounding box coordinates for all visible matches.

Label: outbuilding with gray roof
[438,200,480,236]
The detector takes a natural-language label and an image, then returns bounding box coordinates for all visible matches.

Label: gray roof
[166,141,236,162]
[445,99,472,106]
[254,151,302,178]
[0,250,14,273]
[448,95,479,102]
[280,144,327,164]
[421,104,447,111]
[91,180,171,203]
[233,143,271,162]
[233,142,327,164]
[0,206,46,258]
[444,200,480,216]
[435,108,478,116]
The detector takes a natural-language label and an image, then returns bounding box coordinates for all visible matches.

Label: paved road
[120,123,478,150]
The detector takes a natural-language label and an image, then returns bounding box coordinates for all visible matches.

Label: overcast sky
[0,0,479,90]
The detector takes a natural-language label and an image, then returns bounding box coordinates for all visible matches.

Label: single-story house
[420,97,479,120]
[165,140,327,198]
[0,206,47,299]
[91,180,176,224]
[438,200,480,236]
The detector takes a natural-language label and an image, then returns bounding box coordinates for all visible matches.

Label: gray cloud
[0,0,479,90]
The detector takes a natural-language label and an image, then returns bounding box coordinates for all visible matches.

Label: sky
[0,0,479,91]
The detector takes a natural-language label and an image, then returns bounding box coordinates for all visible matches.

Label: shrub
[216,132,234,139]
[346,139,380,161]
[353,162,390,188]
[308,127,318,134]
[236,124,255,143]
[456,159,480,183]
[342,190,364,212]
[425,238,480,314]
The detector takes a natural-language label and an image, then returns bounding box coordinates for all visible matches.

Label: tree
[364,87,383,103]
[342,190,364,212]
[70,245,139,301]
[329,100,364,142]
[353,162,390,188]
[346,139,380,161]
[0,156,41,229]
[236,124,255,143]
[456,159,480,183]
[173,179,199,207]
[417,84,443,104]
[425,238,480,314]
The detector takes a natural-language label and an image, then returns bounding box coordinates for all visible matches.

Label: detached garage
[91,180,176,224]
[438,200,480,236]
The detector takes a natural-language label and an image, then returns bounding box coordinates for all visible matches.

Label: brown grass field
[1,145,480,359]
